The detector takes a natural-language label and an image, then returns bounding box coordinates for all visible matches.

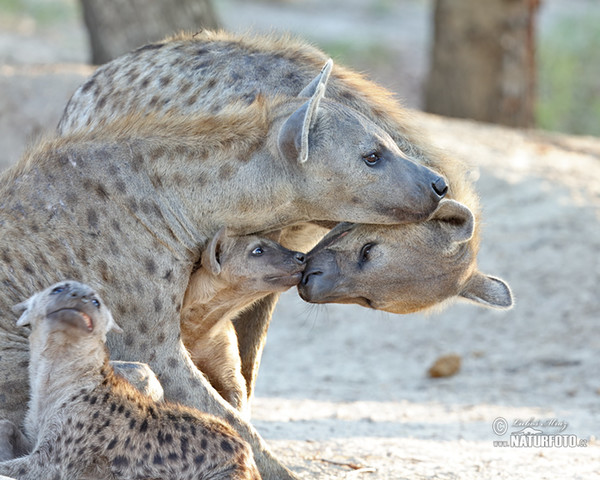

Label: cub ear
[460,272,513,309]
[12,298,33,327]
[201,227,228,276]
[278,60,331,164]
[431,199,474,244]
[105,309,124,334]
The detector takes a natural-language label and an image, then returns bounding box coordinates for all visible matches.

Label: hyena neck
[181,272,265,338]
[27,339,108,436]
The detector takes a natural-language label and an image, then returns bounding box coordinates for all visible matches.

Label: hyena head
[298,199,513,313]
[275,59,448,225]
[200,227,306,294]
[13,281,122,352]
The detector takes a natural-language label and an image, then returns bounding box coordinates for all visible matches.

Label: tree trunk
[80,0,220,65]
[424,0,539,128]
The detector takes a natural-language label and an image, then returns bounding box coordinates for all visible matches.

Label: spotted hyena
[181,228,306,414]
[56,30,475,400]
[0,281,259,480]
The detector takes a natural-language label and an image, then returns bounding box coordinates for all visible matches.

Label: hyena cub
[181,228,305,414]
[0,281,259,480]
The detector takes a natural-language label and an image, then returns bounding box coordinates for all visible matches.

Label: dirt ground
[1,1,599,479]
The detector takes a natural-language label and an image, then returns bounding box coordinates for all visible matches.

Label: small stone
[428,354,461,378]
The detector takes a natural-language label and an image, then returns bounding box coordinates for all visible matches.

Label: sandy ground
[1,2,599,479]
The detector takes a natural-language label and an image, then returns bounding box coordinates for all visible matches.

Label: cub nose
[432,176,448,198]
[293,252,305,265]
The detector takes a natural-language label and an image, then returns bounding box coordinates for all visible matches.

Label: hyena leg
[0,452,62,479]
[0,420,30,461]
[150,340,298,480]
[232,293,280,400]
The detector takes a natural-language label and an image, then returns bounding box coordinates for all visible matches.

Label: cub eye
[360,243,374,263]
[91,298,101,309]
[251,247,264,256]
[51,285,66,295]
[362,152,380,167]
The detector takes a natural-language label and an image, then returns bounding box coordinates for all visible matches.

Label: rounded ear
[460,272,513,309]
[278,66,329,164]
[13,298,33,327]
[201,227,228,275]
[431,199,474,244]
[298,58,333,98]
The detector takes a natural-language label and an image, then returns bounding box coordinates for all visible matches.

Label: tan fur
[0,281,259,480]
[181,230,305,414]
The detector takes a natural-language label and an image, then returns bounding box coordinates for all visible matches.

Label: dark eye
[91,298,101,309]
[51,286,66,295]
[251,246,264,256]
[359,243,375,264]
[363,152,380,167]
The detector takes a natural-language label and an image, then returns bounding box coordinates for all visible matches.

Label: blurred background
[1,0,599,136]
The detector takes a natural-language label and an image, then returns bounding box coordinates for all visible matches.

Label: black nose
[294,252,305,265]
[432,176,448,198]
[301,269,322,285]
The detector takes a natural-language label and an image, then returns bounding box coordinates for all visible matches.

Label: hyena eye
[362,152,380,167]
[91,298,101,309]
[359,243,374,263]
[51,285,66,295]
[251,247,264,256]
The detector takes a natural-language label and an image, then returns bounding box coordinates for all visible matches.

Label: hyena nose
[294,253,306,265]
[301,269,322,285]
[432,176,449,198]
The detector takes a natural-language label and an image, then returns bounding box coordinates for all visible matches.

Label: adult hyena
[0,68,445,479]
[57,31,475,401]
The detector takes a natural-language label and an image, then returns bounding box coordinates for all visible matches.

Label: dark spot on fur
[168,452,178,461]
[97,96,107,110]
[186,94,198,106]
[112,455,129,468]
[114,179,127,194]
[241,92,256,105]
[194,60,211,71]
[218,164,235,181]
[138,321,148,334]
[194,453,205,465]
[145,258,157,275]
[107,438,118,450]
[89,396,97,405]
[87,208,99,230]
[111,219,122,233]
[124,333,134,346]
[140,77,150,89]
[95,183,109,200]
[179,82,192,94]
[159,76,171,87]
[153,453,163,465]
[153,296,162,313]
[1,249,10,264]
[156,333,166,343]
[206,78,217,89]
[118,404,125,414]
[131,152,144,173]
[200,438,207,449]
[149,95,160,108]
[22,262,34,275]
[139,419,148,433]
[221,440,233,453]
[163,269,173,282]
[129,419,136,430]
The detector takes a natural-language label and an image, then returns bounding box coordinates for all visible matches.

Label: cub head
[13,281,122,348]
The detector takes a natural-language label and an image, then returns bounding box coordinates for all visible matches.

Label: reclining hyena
[299,199,512,313]
[56,30,473,401]
[0,281,259,480]
[181,228,306,414]
[0,63,448,479]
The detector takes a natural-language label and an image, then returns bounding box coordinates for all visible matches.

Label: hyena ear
[201,226,228,276]
[298,58,333,98]
[278,60,331,164]
[460,272,513,309]
[105,309,124,334]
[13,298,33,327]
[431,199,474,244]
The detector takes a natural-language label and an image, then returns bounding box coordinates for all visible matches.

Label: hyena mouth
[47,308,94,332]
